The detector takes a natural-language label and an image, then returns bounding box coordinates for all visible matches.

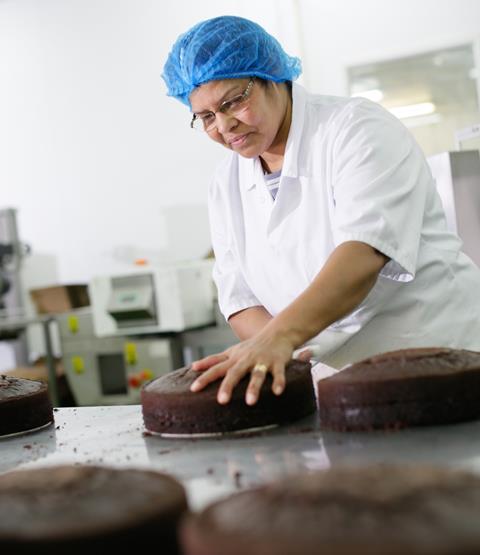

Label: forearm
[228,306,273,340]
[262,241,389,348]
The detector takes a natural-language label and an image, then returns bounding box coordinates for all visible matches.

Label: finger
[245,365,269,406]
[190,361,230,392]
[216,363,251,405]
[271,361,286,396]
[191,352,229,371]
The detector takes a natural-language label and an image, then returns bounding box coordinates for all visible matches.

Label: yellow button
[124,342,137,365]
[72,356,85,374]
[68,315,79,334]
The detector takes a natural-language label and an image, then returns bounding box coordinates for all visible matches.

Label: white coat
[208,83,480,368]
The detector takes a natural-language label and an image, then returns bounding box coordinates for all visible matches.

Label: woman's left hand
[190,331,296,405]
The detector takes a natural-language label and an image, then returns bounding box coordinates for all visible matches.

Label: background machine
[57,308,183,406]
[0,208,31,368]
[427,149,480,267]
[58,259,237,406]
[89,260,215,336]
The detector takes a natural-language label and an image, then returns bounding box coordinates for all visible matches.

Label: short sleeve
[331,100,431,282]
[208,173,261,321]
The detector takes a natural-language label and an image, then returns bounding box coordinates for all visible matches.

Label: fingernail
[274,385,283,395]
[218,392,229,404]
[190,382,200,392]
[246,393,256,405]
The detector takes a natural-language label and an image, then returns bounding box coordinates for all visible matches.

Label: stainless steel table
[2,405,480,511]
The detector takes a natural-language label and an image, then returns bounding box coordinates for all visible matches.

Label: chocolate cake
[181,464,480,555]
[317,347,480,431]
[141,360,316,435]
[0,465,188,554]
[0,375,54,437]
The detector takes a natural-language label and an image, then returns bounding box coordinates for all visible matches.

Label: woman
[162,16,480,406]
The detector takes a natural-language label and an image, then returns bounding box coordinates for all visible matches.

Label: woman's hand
[190,243,388,405]
[190,331,296,406]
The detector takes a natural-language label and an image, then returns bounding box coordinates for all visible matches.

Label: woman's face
[189,78,290,159]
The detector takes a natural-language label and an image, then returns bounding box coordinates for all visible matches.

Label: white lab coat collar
[281,82,307,178]
[242,82,307,190]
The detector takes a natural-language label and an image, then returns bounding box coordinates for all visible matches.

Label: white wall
[1,0,479,286]
[0,0,299,283]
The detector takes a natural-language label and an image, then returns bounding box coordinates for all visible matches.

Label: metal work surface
[2,406,480,510]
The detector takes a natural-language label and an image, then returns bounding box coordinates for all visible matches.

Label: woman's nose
[214,112,238,134]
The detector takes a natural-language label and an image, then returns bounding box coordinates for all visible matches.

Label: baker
[162,15,480,406]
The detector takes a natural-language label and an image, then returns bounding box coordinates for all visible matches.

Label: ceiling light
[352,89,384,102]
[389,102,436,119]
[401,113,443,129]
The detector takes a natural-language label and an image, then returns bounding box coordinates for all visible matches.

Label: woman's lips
[228,133,249,147]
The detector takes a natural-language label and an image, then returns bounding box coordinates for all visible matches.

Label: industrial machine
[454,123,480,151]
[0,208,30,365]
[89,260,215,337]
[59,259,221,405]
[0,208,28,319]
[427,150,480,267]
[57,307,183,405]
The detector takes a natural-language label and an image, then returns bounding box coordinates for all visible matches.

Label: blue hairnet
[162,15,302,107]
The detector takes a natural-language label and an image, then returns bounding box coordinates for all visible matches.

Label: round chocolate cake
[0,375,54,437]
[0,465,188,554]
[181,464,480,555]
[317,347,480,431]
[141,360,316,435]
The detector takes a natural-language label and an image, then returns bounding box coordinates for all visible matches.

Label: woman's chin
[228,142,262,159]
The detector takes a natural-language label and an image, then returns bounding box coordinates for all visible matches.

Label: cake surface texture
[0,375,54,436]
[316,347,480,431]
[141,360,316,435]
[0,465,188,554]
[181,464,480,555]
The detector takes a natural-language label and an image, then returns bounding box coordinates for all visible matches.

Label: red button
[128,375,141,388]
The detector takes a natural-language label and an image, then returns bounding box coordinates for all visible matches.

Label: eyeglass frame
[190,78,256,132]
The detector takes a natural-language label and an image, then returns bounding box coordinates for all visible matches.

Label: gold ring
[252,363,268,375]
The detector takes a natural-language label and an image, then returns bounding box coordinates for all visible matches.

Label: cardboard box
[30,285,90,315]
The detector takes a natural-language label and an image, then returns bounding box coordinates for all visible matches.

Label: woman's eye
[203,114,215,124]
[223,97,242,112]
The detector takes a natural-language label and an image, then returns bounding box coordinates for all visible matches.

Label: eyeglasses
[190,78,255,132]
